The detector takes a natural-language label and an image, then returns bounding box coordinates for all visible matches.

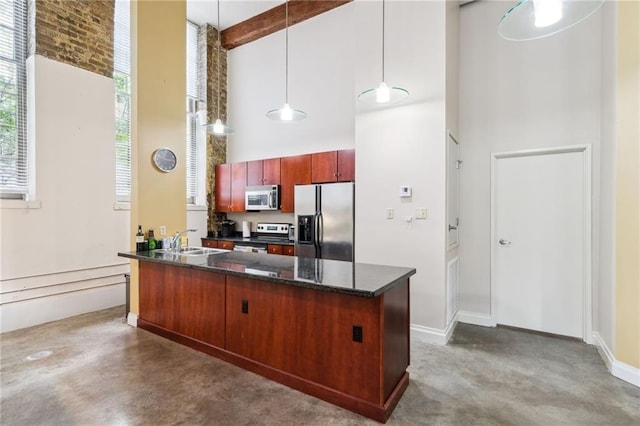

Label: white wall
[227,3,355,162]
[355,0,448,334]
[597,0,617,354]
[458,1,604,319]
[227,1,451,337]
[0,56,129,332]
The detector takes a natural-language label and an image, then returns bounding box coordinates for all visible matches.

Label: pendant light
[498,0,604,41]
[203,0,234,135]
[358,0,408,105]
[266,0,307,121]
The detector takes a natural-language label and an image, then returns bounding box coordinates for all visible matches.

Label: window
[0,0,28,199]
[114,0,131,202]
[186,21,198,205]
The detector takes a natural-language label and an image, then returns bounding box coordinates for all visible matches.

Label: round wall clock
[152,148,177,173]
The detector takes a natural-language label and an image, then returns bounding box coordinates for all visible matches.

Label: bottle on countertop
[148,228,156,250]
[136,225,144,252]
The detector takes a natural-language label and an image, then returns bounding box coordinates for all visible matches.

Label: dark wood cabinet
[247,158,281,186]
[139,262,226,348]
[225,274,408,409]
[201,239,218,248]
[215,162,247,212]
[280,154,311,213]
[136,260,410,422]
[311,149,355,183]
[267,244,294,256]
[267,244,283,255]
[219,240,234,250]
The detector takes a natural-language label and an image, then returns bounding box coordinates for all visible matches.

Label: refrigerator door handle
[314,213,320,248]
[318,213,324,247]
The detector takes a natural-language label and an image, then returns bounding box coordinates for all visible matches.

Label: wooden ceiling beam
[221,0,352,50]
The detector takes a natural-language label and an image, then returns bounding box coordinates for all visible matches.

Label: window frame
[0,0,28,200]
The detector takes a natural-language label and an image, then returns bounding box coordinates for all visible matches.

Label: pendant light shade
[498,0,604,41]
[266,0,306,121]
[204,0,234,136]
[358,0,408,106]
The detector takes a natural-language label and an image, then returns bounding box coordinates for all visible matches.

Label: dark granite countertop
[202,236,295,246]
[118,250,415,298]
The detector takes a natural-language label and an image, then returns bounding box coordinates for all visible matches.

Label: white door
[492,148,589,339]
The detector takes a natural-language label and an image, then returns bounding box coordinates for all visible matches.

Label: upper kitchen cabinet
[215,162,247,213]
[247,158,281,186]
[280,154,311,212]
[311,149,355,183]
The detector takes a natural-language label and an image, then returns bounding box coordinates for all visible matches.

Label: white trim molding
[411,321,458,346]
[456,310,495,327]
[594,332,640,388]
[127,312,138,327]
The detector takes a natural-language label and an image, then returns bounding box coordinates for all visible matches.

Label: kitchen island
[118,249,415,423]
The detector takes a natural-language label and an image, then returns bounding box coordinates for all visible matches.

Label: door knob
[448,225,458,231]
[499,239,511,246]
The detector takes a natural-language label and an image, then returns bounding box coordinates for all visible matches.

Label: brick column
[198,24,228,235]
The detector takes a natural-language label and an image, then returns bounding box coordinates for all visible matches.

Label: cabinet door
[201,239,218,248]
[337,149,355,182]
[283,245,295,256]
[225,275,382,402]
[281,154,311,213]
[263,158,281,185]
[267,244,283,255]
[139,262,226,348]
[219,240,235,250]
[311,151,338,183]
[230,162,247,212]
[247,160,263,186]
[215,164,231,212]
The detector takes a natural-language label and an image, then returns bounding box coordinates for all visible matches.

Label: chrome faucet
[172,229,197,252]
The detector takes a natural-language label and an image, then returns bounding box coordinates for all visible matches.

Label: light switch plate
[416,208,427,219]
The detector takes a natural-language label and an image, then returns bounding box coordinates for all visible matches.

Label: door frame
[490,145,592,343]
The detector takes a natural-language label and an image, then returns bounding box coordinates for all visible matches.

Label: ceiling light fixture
[204,0,234,135]
[266,0,307,121]
[358,0,408,106]
[498,0,604,41]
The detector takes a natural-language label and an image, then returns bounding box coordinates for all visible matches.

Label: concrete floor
[1,307,638,425]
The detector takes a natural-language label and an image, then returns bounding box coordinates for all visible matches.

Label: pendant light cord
[285,0,289,104]
[381,0,385,83]
[216,0,221,119]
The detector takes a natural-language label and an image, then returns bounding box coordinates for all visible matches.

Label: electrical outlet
[416,208,427,219]
[387,208,394,219]
[160,226,167,236]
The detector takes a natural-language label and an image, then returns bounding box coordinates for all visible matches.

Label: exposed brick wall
[198,24,228,234]
[33,0,114,78]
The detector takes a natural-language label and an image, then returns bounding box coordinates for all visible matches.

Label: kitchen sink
[154,247,228,256]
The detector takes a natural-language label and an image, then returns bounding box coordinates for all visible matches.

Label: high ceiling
[187,0,281,30]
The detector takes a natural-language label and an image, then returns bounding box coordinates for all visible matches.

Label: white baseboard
[593,332,640,388]
[455,310,495,327]
[0,283,125,333]
[127,312,138,327]
[411,323,451,345]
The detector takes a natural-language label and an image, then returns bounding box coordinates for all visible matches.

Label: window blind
[114,0,131,202]
[0,0,28,199]
[186,21,198,204]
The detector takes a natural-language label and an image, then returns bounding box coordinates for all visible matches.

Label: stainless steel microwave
[245,185,280,211]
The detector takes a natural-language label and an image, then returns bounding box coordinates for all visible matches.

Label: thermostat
[399,186,412,198]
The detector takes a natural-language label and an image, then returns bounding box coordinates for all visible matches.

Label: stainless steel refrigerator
[294,182,354,262]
